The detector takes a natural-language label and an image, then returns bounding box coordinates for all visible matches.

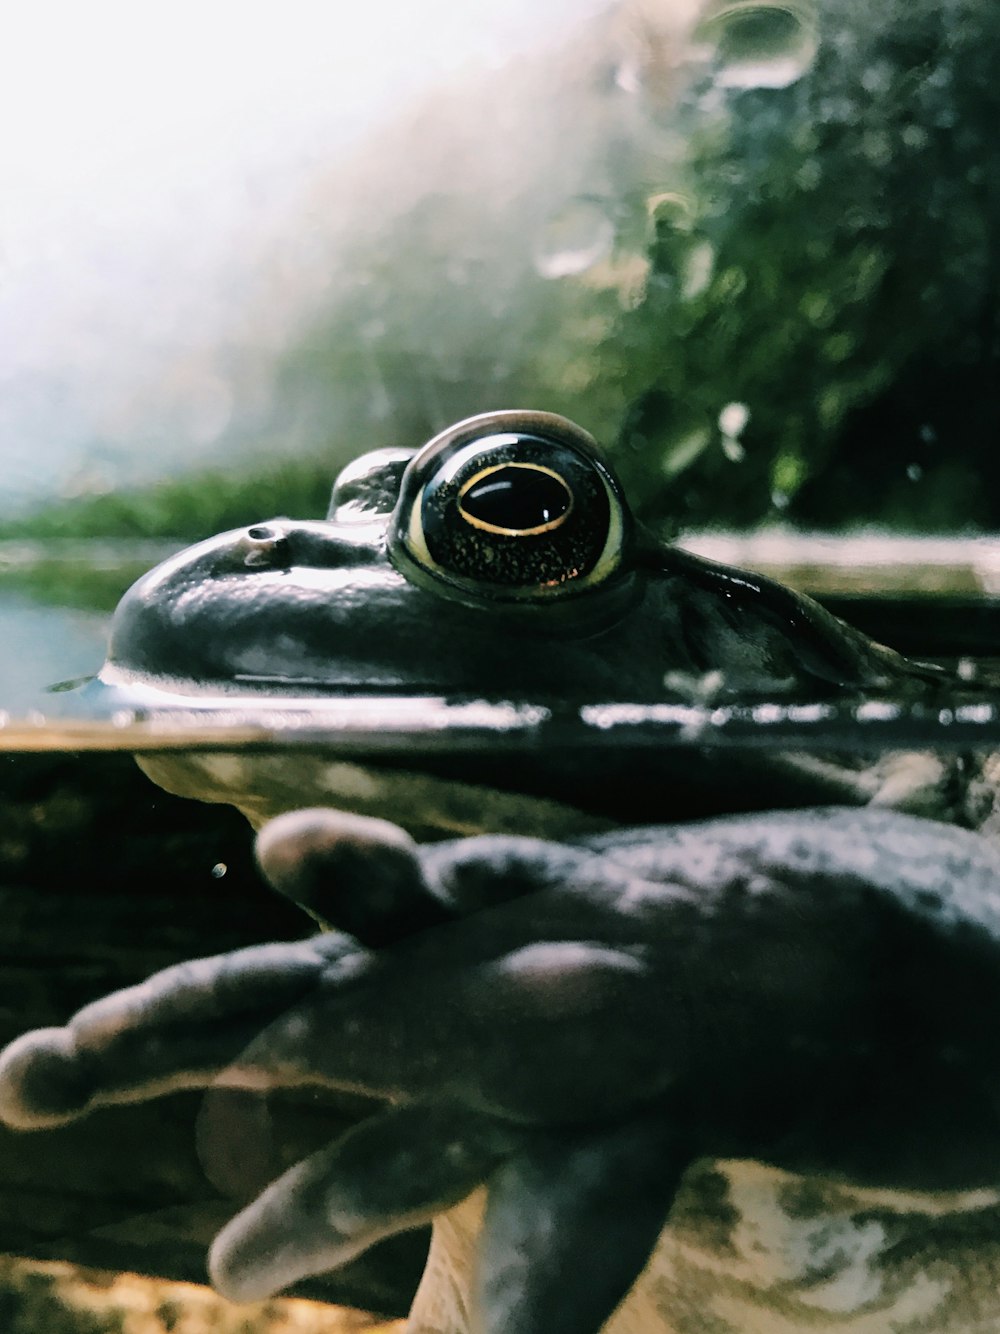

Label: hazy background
[0,0,612,513]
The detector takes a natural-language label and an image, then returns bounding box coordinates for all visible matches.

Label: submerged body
[4,806,1000,1332]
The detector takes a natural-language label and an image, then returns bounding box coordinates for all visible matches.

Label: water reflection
[0,593,107,716]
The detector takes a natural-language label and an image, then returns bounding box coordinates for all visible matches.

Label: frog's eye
[389,411,628,604]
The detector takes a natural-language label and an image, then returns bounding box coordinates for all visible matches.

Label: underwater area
[4,0,1000,1330]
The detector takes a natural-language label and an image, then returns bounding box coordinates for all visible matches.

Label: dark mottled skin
[98,411,941,704]
[3,806,1000,1332]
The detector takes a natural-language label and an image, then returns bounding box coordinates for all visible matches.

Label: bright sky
[0,0,604,507]
[0,1,591,231]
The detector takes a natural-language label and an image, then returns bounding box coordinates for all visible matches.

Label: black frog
[14,412,998,1332]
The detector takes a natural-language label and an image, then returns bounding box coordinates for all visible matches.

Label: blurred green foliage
[0,460,332,543]
[609,0,1000,531]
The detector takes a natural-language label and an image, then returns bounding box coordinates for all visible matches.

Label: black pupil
[461,466,571,531]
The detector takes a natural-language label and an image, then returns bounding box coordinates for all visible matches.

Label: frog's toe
[0,1027,89,1129]
[256,807,454,943]
[208,1098,519,1302]
[477,1110,688,1334]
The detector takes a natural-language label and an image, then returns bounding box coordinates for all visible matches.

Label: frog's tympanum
[94,410,962,837]
[5,805,1000,1334]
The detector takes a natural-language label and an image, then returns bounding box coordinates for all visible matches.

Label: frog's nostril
[242,526,291,569]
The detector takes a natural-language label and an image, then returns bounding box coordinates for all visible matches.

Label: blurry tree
[609,0,1000,531]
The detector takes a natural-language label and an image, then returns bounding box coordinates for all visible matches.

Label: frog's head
[93,409,916,835]
[99,410,662,702]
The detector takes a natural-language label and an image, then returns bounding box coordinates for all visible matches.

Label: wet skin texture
[99,410,942,703]
[95,409,967,838]
[3,805,1000,1333]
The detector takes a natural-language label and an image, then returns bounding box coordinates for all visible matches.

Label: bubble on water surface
[533,198,615,279]
[696,0,819,90]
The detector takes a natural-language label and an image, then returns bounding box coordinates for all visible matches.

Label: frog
[34,410,996,1330]
[90,409,975,840]
[5,802,1000,1333]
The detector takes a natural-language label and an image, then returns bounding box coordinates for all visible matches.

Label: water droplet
[906,463,923,482]
[681,239,715,299]
[801,291,834,326]
[861,130,892,169]
[614,60,641,95]
[719,399,749,464]
[662,426,711,478]
[696,0,819,91]
[646,191,696,234]
[533,199,615,280]
[718,402,750,438]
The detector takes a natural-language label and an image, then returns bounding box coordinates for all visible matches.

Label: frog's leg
[0,815,659,1131]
